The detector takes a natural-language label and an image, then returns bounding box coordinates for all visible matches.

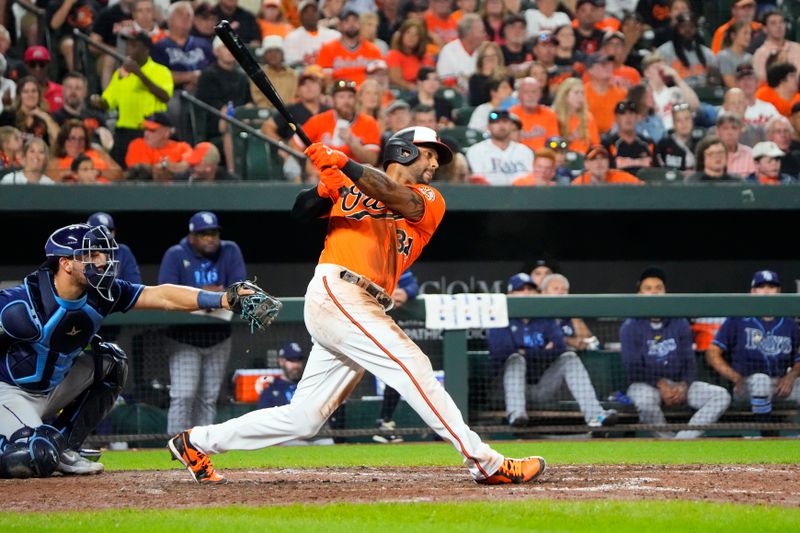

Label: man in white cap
[746,141,796,184]
[252,35,297,110]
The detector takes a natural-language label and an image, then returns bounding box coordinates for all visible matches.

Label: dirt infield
[3,464,798,512]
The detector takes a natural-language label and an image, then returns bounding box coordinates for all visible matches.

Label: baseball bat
[215,20,313,147]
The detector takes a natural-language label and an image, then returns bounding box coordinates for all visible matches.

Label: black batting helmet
[382,126,453,170]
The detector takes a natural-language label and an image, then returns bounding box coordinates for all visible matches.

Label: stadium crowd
[0,0,798,184]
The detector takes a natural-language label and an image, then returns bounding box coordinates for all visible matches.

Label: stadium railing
[88,294,800,446]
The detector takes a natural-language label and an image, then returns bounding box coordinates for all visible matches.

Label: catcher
[0,223,278,478]
[168,126,546,485]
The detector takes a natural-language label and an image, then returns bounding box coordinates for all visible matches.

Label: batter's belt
[339,270,394,311]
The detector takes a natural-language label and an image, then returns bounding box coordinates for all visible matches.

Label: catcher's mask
[45,224,120,301]
[382,126,453,170]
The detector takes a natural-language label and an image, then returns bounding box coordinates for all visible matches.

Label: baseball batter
[169,127,546,485]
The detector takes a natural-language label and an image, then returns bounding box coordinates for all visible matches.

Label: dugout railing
[85,294,800,446]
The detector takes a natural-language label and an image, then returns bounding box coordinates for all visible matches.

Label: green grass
[4,501,800,532]
[104,439,800,471]
[4,440,799,531]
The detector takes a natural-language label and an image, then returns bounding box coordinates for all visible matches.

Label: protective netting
[87,314,800,447]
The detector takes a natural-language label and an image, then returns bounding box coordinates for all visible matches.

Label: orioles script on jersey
[318,182,445,295]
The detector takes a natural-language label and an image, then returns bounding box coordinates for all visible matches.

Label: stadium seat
[694,85,725,106]
[436,87,464,110]
[636,167,681,183]
[564,151,584,177]
[439,127,485,151]
[453,106,476,126]
[233,106,271,127]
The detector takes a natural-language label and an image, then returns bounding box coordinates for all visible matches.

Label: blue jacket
[713,316,800,377]
[117,243,141,284]
[488,318,567,381]
[258,376,297,408]
[158,237,246,288]
[397,270,418,299]
[620,318,696,386]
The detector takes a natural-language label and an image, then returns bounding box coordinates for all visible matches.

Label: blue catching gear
[0,424,65,478]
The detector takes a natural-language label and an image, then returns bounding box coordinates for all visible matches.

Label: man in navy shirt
[0,223,241,478]
[158,211,247,435]
[487,273,617,428]
[621,267,730,439]
[86,212,141,284]
[706,270,800,425]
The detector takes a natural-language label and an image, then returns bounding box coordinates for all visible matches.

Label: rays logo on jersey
[744,328,792,356]
[646,337,677,359]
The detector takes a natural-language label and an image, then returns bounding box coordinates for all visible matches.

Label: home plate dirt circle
[3,464,799,512]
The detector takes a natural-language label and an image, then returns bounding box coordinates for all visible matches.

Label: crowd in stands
[0,0,799,184]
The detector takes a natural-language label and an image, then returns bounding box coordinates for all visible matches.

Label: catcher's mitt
[225,280,282,332]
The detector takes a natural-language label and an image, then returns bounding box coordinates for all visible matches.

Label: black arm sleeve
[291,187,334,223]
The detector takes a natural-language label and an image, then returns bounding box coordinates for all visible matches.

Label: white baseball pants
[627,380,731,439]
[190,264,504,480]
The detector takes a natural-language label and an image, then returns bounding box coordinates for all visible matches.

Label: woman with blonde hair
[469,41,507,106]
[12,76,58,146]
[356,79,383,128]
[552,77,599,154]
[0,137,53,184]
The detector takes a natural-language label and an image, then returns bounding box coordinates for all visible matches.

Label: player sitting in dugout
[487,273,618,428]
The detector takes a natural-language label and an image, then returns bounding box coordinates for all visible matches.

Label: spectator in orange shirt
[583,53,626,135]
[426,0,459,48]
[602,31,640,90]
[124,112,191,178]
[509,76,559,151]
[710,0,761,55]
[572,144,642,185]
[256,0,292,39]
[755,62,800,118]
[512,148,558,186]
[298,79,380,169]
[387,19,433,91]
[49,119,121,182]
[316,9,384,85]
[552,77,599,154]
[451,0,478,25]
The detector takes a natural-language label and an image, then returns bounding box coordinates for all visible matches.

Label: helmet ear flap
[382,138,420,170]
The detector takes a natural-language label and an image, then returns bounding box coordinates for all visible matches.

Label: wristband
[341,159,364,181]
[197,290,224,310]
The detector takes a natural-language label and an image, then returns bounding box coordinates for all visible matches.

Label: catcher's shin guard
[53,338,129,450]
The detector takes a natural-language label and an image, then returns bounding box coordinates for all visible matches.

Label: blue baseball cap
[507,273,537,293]
[188,211,221,233]
[751,270,780,288]
[87,212,115,231]
[279,342,305,361]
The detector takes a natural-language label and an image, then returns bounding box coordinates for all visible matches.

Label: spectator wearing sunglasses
[602,100,656,175]
[543,135,575,184]
[466,109,533,185]
[23,46,62,114]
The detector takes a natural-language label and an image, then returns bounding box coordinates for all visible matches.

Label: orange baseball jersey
[125,138,192,168]
[319,182,446,295]
[571,169,643,185]
[298,109,381,161]
[508,104,559,151]
[316,40,384,85]
[425,11,458,45]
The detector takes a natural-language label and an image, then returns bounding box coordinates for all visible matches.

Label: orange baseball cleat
[167,430,225,484]
[476,456,546,485]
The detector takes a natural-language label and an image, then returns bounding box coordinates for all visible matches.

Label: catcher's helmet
[382,126,453,170]
[45,224,120,301]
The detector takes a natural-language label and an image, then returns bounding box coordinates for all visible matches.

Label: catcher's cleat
[476,456,546,485]
[57,449,104,475]
[168,430,225,484]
